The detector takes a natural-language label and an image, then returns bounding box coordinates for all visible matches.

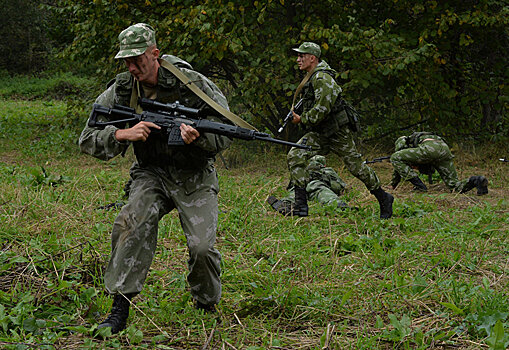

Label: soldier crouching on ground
[390,132,488,195]
[79,23,232,334]
[268,155,350,213]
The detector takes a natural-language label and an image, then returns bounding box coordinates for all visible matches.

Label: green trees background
[4,0,509,143]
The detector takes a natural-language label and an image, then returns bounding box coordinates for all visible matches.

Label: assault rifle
[278,98,304,133]
[363,156,435,184]
[89,98,311,150]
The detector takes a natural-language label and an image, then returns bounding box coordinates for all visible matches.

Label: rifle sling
[158,59,256,130]
[291,70,313,110]
[130,80,142,113]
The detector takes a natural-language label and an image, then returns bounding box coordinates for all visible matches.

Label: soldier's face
[297,53,314,71]
[124,47,160,85]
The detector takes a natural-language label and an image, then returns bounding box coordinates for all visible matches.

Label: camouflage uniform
[390,132,469,192]
[281,155,347,206]
[79,50,231,306]
[287,62,380,191]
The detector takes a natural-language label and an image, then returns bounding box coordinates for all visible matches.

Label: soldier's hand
[115,121,161,142]
[291,111,301,124]
[180,123,200,144]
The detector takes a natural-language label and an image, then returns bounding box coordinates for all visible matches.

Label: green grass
[0,97,508,349]
[0,72,97,101]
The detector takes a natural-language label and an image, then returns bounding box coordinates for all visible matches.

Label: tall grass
[0,90,507,349]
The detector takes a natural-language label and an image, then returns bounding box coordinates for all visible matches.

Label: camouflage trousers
[282,180,344,206]
[390,139,468,191]
[104,163,222,306]
[287,127,380,190]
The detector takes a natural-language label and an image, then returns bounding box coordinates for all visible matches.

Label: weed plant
[0,95,507,349]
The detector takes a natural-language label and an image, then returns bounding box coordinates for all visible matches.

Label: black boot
[461,176,488,195]
[267,195,292,215]
[97,293,134,334]
[291,187,308,217]
[409,176,428,192]
[370,188,394,219]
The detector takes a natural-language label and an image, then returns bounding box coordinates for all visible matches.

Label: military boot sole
[267,195,293,215]
[97,318,127,334]
[412,186,428,192]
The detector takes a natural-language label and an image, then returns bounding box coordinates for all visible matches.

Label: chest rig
[300,70,350,136]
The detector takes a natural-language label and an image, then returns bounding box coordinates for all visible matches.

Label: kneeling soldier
[390,132,488,195]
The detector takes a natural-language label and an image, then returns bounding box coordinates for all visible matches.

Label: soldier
[390,132,488,194]
[268,155,349,213]
[285,42,394,218]
[79,23,232,333]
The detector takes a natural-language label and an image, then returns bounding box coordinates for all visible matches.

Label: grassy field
[0,97,508,349]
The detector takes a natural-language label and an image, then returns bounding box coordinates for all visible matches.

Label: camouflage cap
[115,23,157,59]
[292,42,321,58]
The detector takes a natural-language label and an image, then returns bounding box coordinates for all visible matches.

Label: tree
[52,0,508,142]
[0,0,54,73]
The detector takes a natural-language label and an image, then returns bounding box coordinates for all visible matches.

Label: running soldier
[285,42,394,218]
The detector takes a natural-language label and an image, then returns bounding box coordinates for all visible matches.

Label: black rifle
[278,98,304,133]
[89,98,311,150]
[364,156,435,184]
[363,156,391,164]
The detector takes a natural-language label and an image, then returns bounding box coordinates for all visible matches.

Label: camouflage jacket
[394,132,445,152]
[299,61,349,137]
[288,155,347,194]
[307,155,347,194]
[79,55,232,171]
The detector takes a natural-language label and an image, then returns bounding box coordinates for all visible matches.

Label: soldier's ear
[148,46,160,60]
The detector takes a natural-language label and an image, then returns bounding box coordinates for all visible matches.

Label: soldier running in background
[284,42,394,218]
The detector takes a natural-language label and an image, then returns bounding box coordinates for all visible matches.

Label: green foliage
[0,0,50,73]
[49,0,508,142]
[0,99,81,160]
[0,72,97,101]
[19,167,71,187]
